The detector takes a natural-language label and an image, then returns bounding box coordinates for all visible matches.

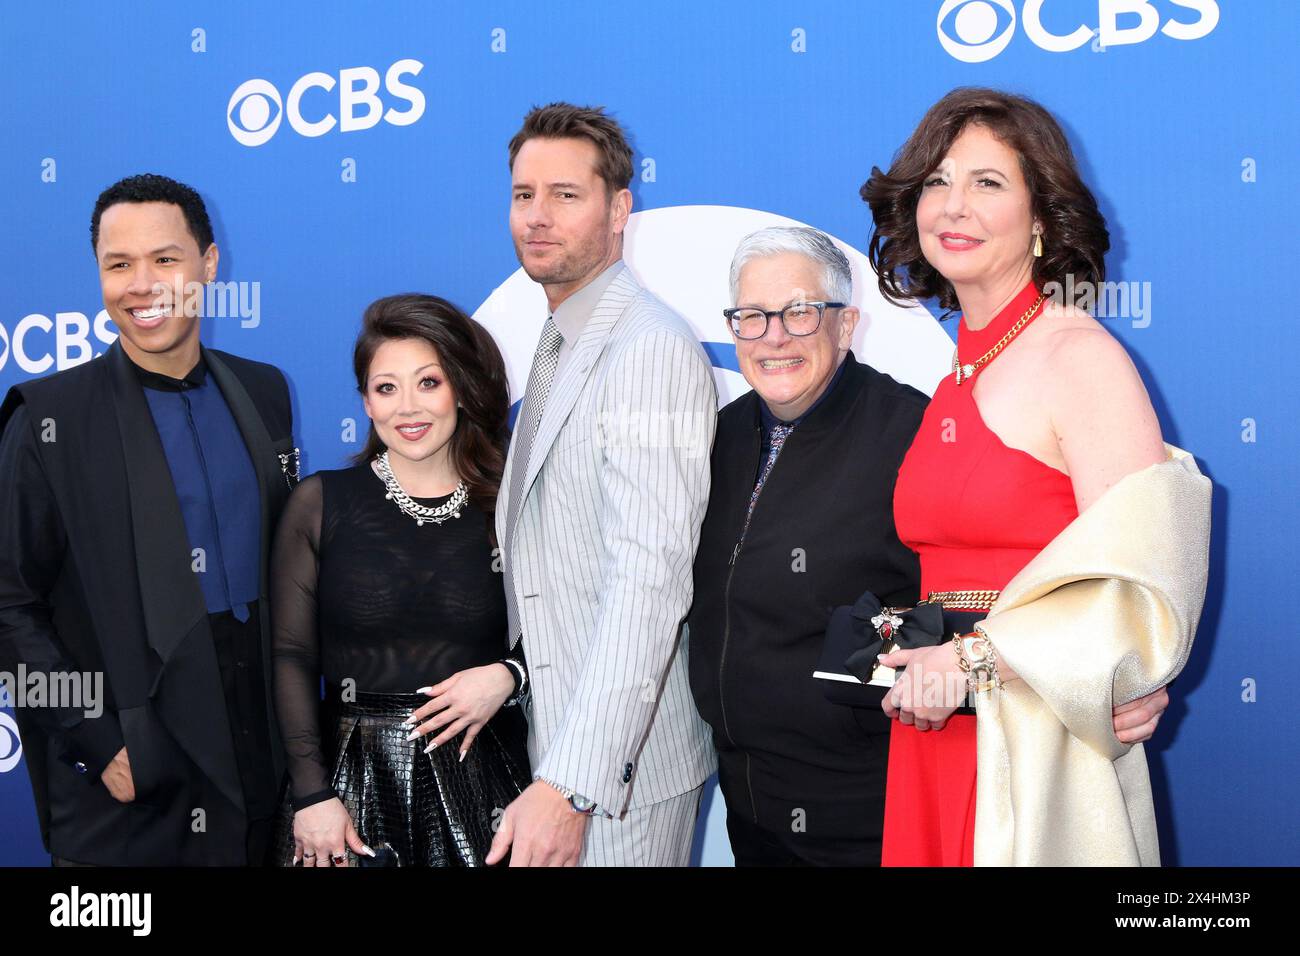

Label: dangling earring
[1032,229,1044,258]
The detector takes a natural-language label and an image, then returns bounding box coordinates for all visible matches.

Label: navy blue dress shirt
[137,356,260,622]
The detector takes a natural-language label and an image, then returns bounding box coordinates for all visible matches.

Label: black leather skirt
[271,690,530,867]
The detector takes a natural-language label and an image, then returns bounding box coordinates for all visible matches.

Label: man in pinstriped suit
[485,104,716,867]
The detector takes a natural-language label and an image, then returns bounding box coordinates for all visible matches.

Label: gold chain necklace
[952,291,1048,386]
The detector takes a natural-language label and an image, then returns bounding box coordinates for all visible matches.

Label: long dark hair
[861,87,1109,316]
[352,294,510,526]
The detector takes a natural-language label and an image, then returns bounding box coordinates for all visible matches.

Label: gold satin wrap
[973,445,1211,866]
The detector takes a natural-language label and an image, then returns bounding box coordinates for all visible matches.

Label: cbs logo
[0,312,117,375]
[937,0,1219,63]
[227,58,425,147]
[0,711,21,774]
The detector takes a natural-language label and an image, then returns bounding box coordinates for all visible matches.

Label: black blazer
[687,354,926,849]
[0,340,294,865]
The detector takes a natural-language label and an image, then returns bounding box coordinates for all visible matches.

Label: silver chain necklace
[375,451,469,527]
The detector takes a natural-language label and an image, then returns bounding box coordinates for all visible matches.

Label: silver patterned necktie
[744,422,792,531]
[729,423,794,564]
[503,316,564,647]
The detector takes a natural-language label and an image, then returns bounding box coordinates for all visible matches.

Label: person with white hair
[687,225,929,865]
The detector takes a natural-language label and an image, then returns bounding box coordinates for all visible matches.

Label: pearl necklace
[375,452,469,527]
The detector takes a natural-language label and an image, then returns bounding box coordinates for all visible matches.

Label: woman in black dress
[271,294,530,867]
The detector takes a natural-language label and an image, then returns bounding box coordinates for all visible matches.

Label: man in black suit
[0,174,295,865]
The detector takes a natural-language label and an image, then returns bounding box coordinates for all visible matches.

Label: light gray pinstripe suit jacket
[498,265,717,826]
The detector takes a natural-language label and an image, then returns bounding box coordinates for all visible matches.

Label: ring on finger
[331,853,347,865]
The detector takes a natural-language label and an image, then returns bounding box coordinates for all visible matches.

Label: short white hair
[728,226,852,306]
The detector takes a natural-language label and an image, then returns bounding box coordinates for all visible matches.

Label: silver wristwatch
[537,777,599,815]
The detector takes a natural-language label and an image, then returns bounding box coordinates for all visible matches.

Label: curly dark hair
[90,173,214,255]
[351,295,510,531]
[508,102,634,196]
[862,87,1109,315]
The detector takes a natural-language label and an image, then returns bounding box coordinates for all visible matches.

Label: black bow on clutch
[842,593,946,684]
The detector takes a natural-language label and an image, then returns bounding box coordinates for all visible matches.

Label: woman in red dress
[862,88,1174,866]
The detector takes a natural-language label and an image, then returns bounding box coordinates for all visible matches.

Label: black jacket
[0,341,294,865]
[688,354,925,849]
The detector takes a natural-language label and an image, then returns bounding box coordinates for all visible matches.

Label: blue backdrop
[1,0,1296,866]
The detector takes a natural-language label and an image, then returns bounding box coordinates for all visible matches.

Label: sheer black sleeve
[270,474,334,811]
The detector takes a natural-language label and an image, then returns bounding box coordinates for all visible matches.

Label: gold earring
[1032,231,1044,258]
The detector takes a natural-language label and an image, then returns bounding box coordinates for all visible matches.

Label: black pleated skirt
[272,690,531,867]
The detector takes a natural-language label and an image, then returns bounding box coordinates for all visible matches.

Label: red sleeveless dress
[882,281,1078,866]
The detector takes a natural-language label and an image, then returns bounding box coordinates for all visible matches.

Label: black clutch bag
[814,590,981,715]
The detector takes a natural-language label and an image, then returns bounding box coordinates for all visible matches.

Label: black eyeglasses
[722,301,845,340]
